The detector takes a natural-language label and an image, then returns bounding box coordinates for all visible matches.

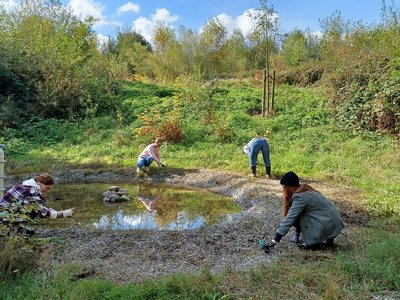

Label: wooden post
[0,144,5,196]
[272,70,276,113]
[262,69,267,116]
[267,67,270,114]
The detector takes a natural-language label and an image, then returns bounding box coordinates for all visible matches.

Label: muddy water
[41,183,241,230]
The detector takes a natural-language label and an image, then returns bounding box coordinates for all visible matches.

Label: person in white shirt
[136,138,165,174]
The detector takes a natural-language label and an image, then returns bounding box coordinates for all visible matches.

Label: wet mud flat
[8,168,366,284]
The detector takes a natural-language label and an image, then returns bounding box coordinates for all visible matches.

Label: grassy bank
[1,80,399,299]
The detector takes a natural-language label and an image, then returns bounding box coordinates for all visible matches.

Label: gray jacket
[276,191,345,245]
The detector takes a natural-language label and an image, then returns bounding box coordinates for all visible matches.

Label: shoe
[266,166,271,178]
[251,166,256,177]
[290,233,300,243]
[297,242,322,250]
[322,237,335,247]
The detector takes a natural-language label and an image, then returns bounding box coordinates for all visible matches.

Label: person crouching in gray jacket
[262,171,345,252]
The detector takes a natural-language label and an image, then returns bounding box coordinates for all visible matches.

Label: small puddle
[41,183,241,230]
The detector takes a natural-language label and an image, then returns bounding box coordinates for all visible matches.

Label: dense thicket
[0,0,115,127]
[0,0,399,134]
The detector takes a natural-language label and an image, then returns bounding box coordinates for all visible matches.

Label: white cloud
[309,30,323,39]
[132,8,179,42]
[151,8,179,23]
[0,0,17,10]
[236,9,257,36]
[117,2,140,15]
[68,0,104,20]
[215,13,233,29]
[204,8,279,37]
[67,0,122,28]
[133,16,154,41]
[97,33,110,47]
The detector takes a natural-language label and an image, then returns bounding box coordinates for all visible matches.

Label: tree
[248,0,280,115]
[199,18,229,79]
[151,23,187,81]
[248,0,279,70]
[281,29,321,67]
[0,0,114,122]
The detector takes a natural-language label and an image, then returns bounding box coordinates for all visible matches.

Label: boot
[266,166,271,178]
[251,166,256,177]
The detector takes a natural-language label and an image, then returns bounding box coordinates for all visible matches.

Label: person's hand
[159,163,166,168]
[261,240,276,253]
[62,208,74,217]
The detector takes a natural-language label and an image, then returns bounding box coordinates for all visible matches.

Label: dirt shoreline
[6,168,366,284]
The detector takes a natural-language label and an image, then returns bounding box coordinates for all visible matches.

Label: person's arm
[275,195,306,240]
[29,187,74,218]
[262,196,306,253]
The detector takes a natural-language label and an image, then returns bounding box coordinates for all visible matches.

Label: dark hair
[280,171,299,186]
[34,174,54,185]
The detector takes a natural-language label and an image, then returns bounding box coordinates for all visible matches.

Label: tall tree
[200,18,228,78]
[248,0,279,70]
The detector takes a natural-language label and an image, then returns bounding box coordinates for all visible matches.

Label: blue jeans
[249,138,270,167]
[137,157,154,168]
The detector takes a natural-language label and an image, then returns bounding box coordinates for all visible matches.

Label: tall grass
[0,265,229,300]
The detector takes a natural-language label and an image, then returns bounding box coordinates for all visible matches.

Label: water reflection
[44,183,241,231]
[136,185,162,213]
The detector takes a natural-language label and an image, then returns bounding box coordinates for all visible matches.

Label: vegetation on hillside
[1,0,399,134]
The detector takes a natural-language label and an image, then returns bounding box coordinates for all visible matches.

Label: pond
[40,183,241,231]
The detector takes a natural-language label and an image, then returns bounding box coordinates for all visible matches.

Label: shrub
[136,110,183,143]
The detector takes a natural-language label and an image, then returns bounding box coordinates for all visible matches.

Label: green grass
[0,265,228,300]
[1,80,399,298]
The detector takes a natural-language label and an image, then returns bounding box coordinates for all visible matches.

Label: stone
[103,191,113,197]
[119,195,130,201]
[108,186,120,192]
[116,189,129,196]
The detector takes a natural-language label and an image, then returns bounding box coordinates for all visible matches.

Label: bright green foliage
[104,27,153,79]
[247,0,280,70]
[0,0,115,126]
[199,18,229,79]
[318,6,400,133]
[281,30,321,67]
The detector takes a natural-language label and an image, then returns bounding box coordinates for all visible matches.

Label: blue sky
[1,0,396,43]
